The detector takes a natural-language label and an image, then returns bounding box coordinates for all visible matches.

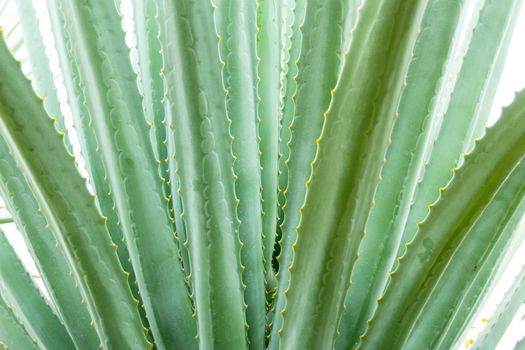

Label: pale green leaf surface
[273,1,428,349]
[277,0,304,233]
[402,151,525,349]
[473,264,525,350]
[0,228,75,350]
[399,0,524,250]
[221,0,265,348]
[436,196,525,350]
[0,33,148,349]
[54,0,196,347]
[0,136,100,349]
[360,88,525,349]
[257,0,282,286]
[45,0,138,304]
[0,295,38,350]
[13,0,71,152]
[269,0,346,345]
[157,1,247,348]
[336,1,467,348]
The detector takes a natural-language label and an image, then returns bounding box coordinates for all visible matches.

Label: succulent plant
[0,0,524,349]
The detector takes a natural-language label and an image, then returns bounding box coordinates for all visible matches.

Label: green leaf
[399,0,524,250]
[0,136,100,349]
[53,0,196,347]
[0,34,148,348]
[156,1,247,348]
[272,1,428,348]
[257,0,282,287]
[130,3,188,291]
[13,0,71,152]
[44,0,140,309]
[435,196,525,350]
[360,89,525,348]
[401,150,525,349]
[472,264,525,350]
[131,0,167,174]
[0,295,38,350]
[276,0,305,250]
[0,228,75,349]
[129,1,184,338]
[336,1,468,347]
[460,0,521,154]
[220,0,266,348]
[269,0,345,345]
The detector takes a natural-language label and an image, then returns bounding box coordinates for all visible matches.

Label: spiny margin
[219,0,266,348]
[435,196,525,350]
[46,0,147,327]
[0,294,38,350]
[274,1,429,349]
[472,262,525,350]
[0,33,149,348]
[156,1,247,348]
[0,228,75,349]
[0,135,100,349]
[398,0,524,251]
[268,0,346,348]
[359,88,525,349]
[256,0,282,293]
[50,0,196,347]
[335,0,467,348]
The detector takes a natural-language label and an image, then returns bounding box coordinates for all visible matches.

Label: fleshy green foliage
[0,0,524,349]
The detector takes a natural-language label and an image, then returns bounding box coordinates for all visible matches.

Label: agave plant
[0,0,524,349]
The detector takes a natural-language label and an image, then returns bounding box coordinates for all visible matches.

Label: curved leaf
[0,34,148,349]
[0,228,75,349]
[360,89,525,348]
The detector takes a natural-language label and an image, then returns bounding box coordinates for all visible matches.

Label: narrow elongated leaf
[336,1,467,347]
[0,228,74,349]
[269,0,345,344]
[276,0,305,238]
[272,1,428,349]
[221,0,265,348]
[128,4,186,338]
[0,295,38,350]
[156,1,247,348]
[130,2,190,288]
[473,263,525,350]
[275,0,306,301]
[131,0,166,173]
[257,0,281,286]
[44,0,139,307]
[360,89,525,348]
[0,34,147,348]
[131,0,190,283]
[399,0,524,250]
[461,0,521,153]
[13,0,70,151]
[0,137,100,349]
[53,1,196,347]
[402,153,525,348]
[436,197,525,350]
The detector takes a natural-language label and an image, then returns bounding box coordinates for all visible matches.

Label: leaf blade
[360,89,525,348]
[0,33,148,349]
[0,228,75,350]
